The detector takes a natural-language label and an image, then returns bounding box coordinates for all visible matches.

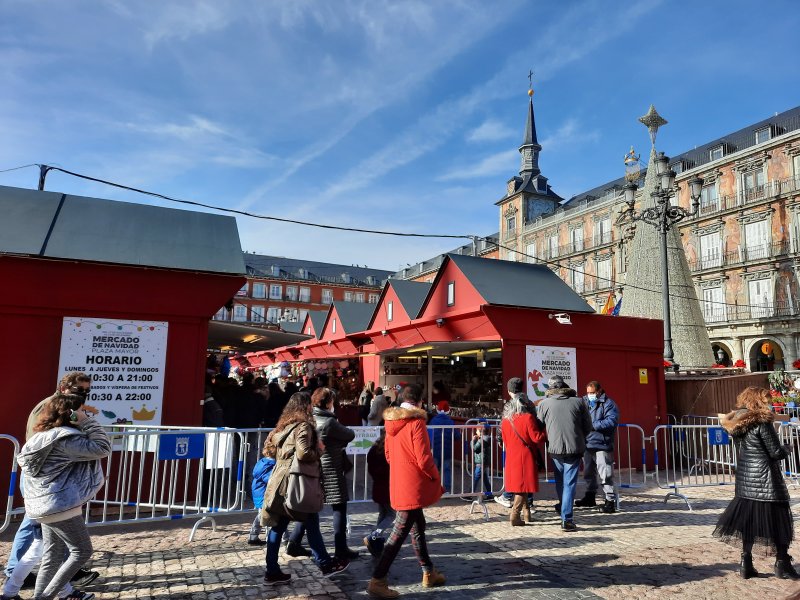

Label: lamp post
[618,151,704,371]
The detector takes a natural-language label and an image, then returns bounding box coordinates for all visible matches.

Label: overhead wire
[7,162,787,317]
[0,163,38,174]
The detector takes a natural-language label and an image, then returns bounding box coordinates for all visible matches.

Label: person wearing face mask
[575,381,619,513]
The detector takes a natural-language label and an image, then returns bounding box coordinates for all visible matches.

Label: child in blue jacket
[249,444,276,546]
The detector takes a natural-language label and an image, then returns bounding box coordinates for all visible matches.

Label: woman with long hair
[713,386,798,579]
[261,392,348,584]
[17,393,111,600]
[500,378,546,526]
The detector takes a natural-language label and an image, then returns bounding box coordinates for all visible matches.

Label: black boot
[600,499,616,513]
[775,555,800,580]
[285,541,311,557]
[574,493,596,508]
[739,552,758,579]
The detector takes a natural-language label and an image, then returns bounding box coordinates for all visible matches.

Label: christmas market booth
[0,183,248,444]
[260,253,667,436]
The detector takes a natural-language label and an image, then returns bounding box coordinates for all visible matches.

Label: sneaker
[70,568,100,587]
[248,538,267,546]
[494,495,512,508]
[285,541,312,557]
[263,571,292,585]
[600,499,617,514]
[321,557,349,578]
[336,548,360,560]
[364,535,385,558]
[60,591,95,600]
[554,503,561,514]
[561,520,577,532]
[574,493,597,508]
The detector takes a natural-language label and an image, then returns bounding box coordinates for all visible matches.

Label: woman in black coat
[713,386,797,579]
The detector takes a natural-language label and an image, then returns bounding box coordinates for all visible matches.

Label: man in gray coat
[536,375,592,532]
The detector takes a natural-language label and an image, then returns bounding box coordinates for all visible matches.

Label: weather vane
[528,69,534,97]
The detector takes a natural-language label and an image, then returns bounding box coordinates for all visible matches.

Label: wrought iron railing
[688,240,791,272]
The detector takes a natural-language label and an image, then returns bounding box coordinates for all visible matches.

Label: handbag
[284,448,325,514]
[508,417,544,470]
[342,450,354,474]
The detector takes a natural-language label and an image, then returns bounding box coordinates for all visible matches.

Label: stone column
[733,336,745,364]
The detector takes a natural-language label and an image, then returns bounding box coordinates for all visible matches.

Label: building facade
[398,90,800,371]
[213,253,392,327]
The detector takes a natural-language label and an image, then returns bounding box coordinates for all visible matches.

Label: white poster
[346,427,382,455]
[525,345,578,400]
[57,317,169,426]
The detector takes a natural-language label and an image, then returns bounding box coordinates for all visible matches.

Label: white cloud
[467,119,517,143]
[438,150,518,182]
[540,118,600,153]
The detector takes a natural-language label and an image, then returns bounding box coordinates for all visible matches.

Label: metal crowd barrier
[679,415,721,427]
[0,435,20,534]
[652,424,736,510]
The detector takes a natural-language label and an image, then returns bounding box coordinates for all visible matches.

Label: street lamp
[617,151,703,371]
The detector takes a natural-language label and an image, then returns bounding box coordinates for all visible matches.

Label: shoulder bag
[283,427,325,514]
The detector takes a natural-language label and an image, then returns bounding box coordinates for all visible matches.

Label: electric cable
[0,164,38,174]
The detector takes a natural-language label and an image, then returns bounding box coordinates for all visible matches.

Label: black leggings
[743,539,790,559]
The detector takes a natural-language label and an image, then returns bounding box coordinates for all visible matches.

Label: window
[213,307,229,321]
[282,308,299,322]
[671,161,683,174]
[709,146,724,161]
[525,242,537,263]
[299,287,311,302]
[596,258,611,288]
[700,184,718,212]
[269,284,282,300]
[702,287,726,323]
[742,169,766,199]
[570,227,584,252]
[387,301,394,322]
[332,318,337,334]
[299,309,308,323]
[699,232,721,269]
[344,291,353,302]
[755,127,771,144]
[548,233,559,258]
[322,289,333,304]
[368,294,379,303]
[794,154,800,178]
[252,282,266,299]
[594,217,611,245]
[266,307,281,323]
[251,305,265,323]
[285,286,298,301]
[571,264,585,293]
[744,219,769,260]
[355,292,365,303]
[236,283,248,297]
[506,249,516,262]
[233,305,247,322]
[447,281,455,306]
[506,215,516,235]
[749,278,773,318]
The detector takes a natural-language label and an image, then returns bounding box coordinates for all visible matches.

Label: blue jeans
[433,457,452,492]
[5,516,36,577]
[266,513,331,575]
[473,465,492,497]
[552,455,581,522]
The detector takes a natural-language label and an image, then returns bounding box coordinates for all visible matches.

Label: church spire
[519,83,541,176]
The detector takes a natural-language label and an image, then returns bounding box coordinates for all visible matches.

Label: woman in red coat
[501,379,546,526]
[366,384,446,599]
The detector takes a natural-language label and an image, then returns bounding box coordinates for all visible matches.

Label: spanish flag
[600,292,616,315]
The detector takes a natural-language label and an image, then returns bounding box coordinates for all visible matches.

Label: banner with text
[57,317,169,426]
[525,345,577,399]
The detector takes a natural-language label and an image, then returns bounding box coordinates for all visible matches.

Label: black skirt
[713,496,794,555]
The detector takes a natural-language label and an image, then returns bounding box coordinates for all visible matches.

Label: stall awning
[208,321,310,353]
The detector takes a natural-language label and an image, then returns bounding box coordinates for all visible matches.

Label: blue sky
[2,0,799,271]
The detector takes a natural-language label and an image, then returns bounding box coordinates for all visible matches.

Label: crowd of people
[3,371,798,599]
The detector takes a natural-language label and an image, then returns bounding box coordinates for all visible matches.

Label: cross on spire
[528,69,534,89]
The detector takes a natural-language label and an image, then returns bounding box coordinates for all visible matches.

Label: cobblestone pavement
[2,484,800,599]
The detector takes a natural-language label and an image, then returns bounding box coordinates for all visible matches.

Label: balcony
[697,176,800,218]
[705,300,798,324]
[583,277,614,293]
[687,240,790,272]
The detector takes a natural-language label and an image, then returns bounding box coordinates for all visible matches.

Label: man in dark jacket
[575,381,620,513]
[536,375,592,532]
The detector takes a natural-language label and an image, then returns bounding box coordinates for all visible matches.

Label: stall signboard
[57,317,169,426]
[346,427,382,455]
[525,345,577,399]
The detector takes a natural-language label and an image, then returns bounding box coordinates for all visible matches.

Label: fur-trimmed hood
[382,405,427,437]
[720,407,774,436]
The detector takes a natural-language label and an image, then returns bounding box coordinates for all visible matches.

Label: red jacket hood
[383,406,427,436]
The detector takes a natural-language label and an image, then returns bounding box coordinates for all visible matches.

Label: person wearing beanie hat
[536,375,592,532]
[495,377,538,511]
[427,400,459,494]
[507,377,524,395]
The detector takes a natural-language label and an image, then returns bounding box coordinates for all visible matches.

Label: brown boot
[522,502,534,523]
[510,494,525,526]
[367,577,400,598]
[422,568,446,587]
